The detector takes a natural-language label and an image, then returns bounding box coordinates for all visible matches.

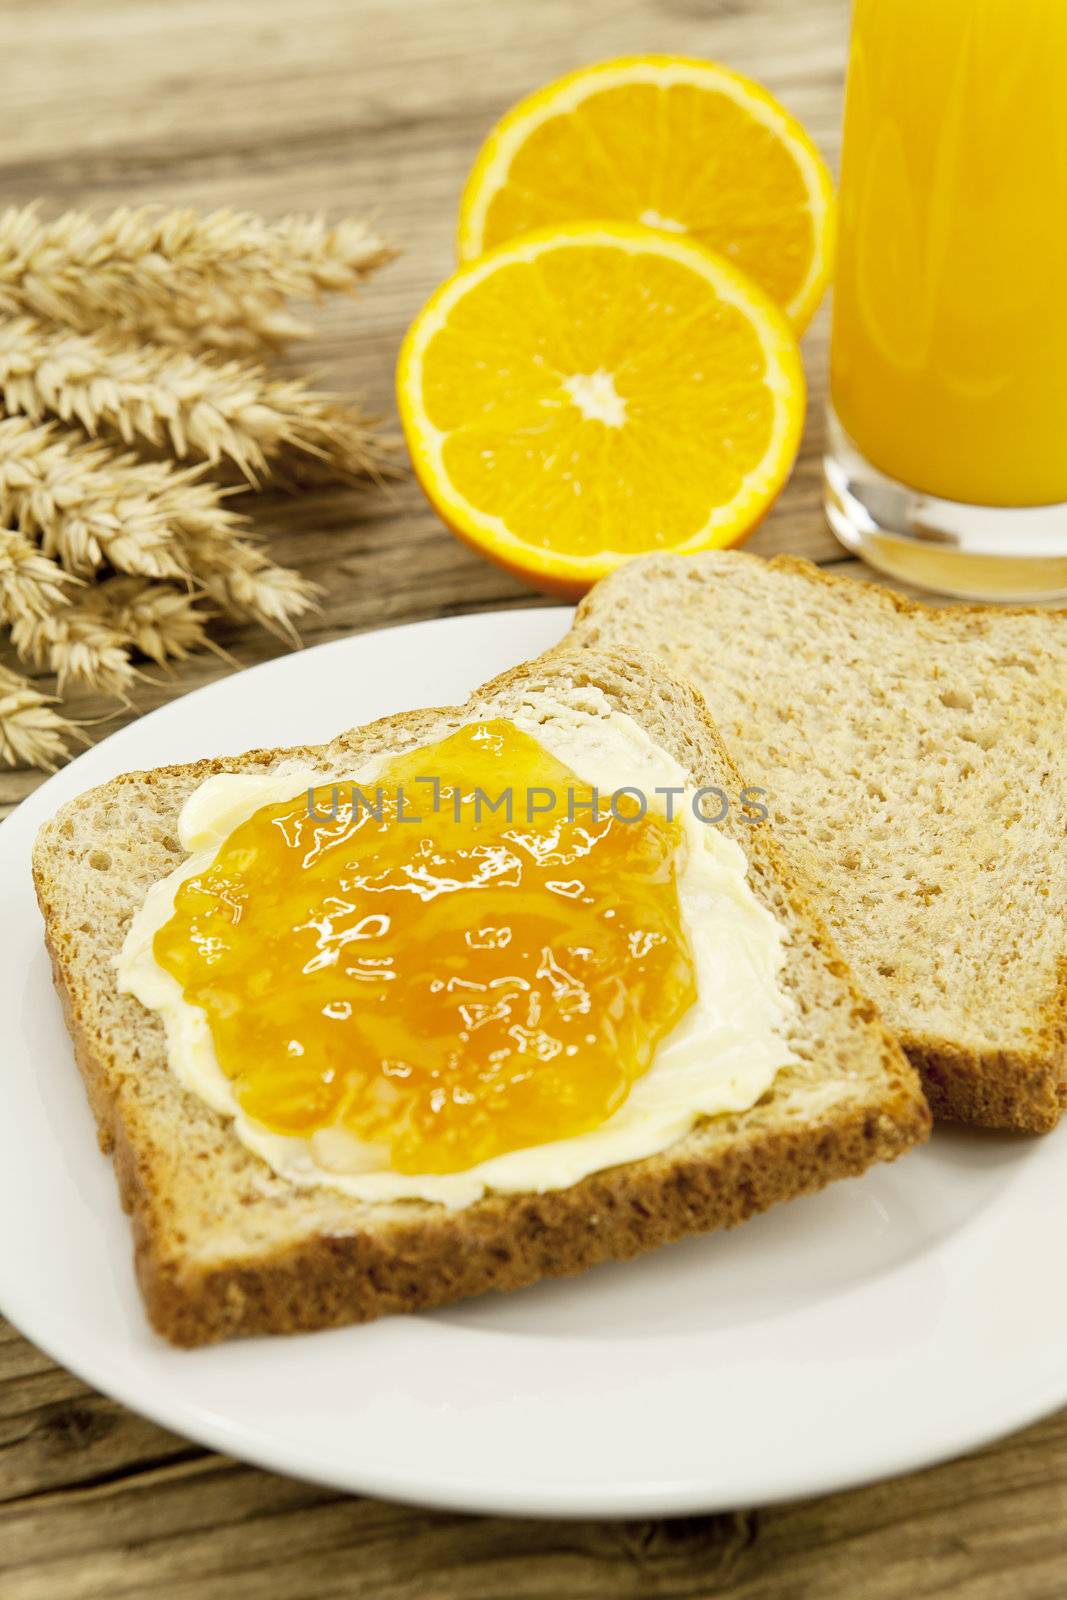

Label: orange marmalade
[153,721,696,1174]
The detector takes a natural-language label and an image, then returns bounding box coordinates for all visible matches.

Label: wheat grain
[10,596,137,696]
[0,317,388,483]
[260,214,395,297]
[0,203,393,349]
[0,662,76,769]
[92,575,212,665]
[7,571,216,700]
[134,293,314,354]
[0,527,78,623]
[0,415,242,579]
[180,531,319,640]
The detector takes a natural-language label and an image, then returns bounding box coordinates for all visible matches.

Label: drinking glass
[825,0,1067,599]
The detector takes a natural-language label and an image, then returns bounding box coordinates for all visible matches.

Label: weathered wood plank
[4,1412,1067,1600]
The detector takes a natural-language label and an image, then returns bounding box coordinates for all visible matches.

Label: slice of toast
[570,554,1067,1132]
[33,648,928,1346]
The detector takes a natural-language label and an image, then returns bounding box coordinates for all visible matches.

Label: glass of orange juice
[825,0,1067,599]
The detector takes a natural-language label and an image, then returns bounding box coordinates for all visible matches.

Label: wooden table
[3,1,1066,1594]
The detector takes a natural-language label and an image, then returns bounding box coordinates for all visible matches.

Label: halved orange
[458,56,835,333]
[397,222,805,596]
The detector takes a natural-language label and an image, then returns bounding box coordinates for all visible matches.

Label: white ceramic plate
[1,606,1064,1519]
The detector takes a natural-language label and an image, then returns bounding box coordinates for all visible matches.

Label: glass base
[823,411,1067,601]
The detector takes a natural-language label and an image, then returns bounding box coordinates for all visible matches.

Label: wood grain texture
[2,0,1065,1595]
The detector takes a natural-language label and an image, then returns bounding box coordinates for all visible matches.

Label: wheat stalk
[263,214,396,297]
[0,662,76,769]
[0,527,78,623]
[0,415,243,578]
[0,316,387,483]
[10,596,137,696]
[9,573,217,694]
[180,531,319,640]
[136,295,314,355]
[0,204,393,349]
[95,576,213,666]
[0,201,394,766]
[0,420,320,689]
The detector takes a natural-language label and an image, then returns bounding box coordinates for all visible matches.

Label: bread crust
[33,648,930,1346]
[907,1023,1067,1134]
[572,554,1067,1134]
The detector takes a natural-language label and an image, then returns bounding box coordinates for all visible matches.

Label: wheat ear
[0,204,393,349]
[179,531,319,641]
[0,662,76,769]
[0,316,388,483]
[92,576,213,666]
[9,574,217,694]
[9,595,137,696]
[135,295,315,355]
[0,527,78,623]
[0,415,242,579]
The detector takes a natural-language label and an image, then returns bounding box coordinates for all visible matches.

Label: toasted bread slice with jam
[33,649,927,1345]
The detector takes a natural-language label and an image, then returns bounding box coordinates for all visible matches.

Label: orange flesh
[480,81,818,316]
[421,245,782,554]
[154,721,696,1175]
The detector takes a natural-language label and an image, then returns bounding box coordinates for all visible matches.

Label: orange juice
[831,0,1067,508]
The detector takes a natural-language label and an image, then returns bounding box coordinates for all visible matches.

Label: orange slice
[397,222,805,596]
[458,55,835,333]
